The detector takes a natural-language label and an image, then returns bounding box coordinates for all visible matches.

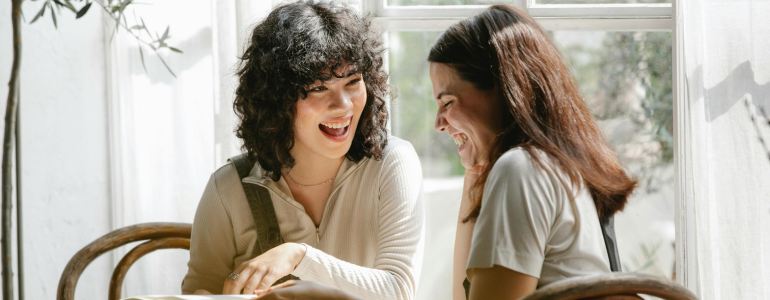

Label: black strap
[229,154,299,284]
[599,215,621,272]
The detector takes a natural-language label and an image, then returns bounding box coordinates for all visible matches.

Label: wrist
[290,243,307,270]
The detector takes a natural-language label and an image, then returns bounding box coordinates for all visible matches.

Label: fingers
[222,262,254,294]
[269,280,297,291]
[193,289,213,295]
[243,266,270,295]
[257,270,284,292]
[255,280,298,299]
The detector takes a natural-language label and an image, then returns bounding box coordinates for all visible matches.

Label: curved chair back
[521,273,698,300]
[57,222,192,300]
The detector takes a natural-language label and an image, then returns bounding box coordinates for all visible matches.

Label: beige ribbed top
[181,137,425,300]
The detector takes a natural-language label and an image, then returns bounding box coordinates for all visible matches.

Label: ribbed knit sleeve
[181,171,237,294]
[292,142,425,300]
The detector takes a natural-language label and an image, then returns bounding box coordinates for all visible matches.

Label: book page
[122,296,258,300]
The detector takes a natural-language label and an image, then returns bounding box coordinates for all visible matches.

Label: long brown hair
[428,5,637,222]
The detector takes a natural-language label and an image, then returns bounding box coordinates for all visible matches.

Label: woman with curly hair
[181,1,424,299]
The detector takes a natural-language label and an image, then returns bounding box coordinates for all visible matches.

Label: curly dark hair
[233,0,390,181]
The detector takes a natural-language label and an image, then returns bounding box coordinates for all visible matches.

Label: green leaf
[138,45,148,74]
[156,53,177,78]
[30,3,47,24]
[141,17,152,39]
[160,25,169,41]
[168,47,183,54]
[49,3,58,29]
[121,0,134,10]
[62,0,77,13]
[76,2,91,19]
[130,25,144,31]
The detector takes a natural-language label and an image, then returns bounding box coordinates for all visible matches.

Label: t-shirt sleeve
[466,149,558,279]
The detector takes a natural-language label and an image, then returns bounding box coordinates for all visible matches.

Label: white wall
[0,1,113,299]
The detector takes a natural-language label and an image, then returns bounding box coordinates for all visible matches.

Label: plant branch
[744,95,770,163]
[3,0,24,299]
[91,0,179,77]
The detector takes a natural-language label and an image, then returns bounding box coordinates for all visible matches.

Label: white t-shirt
[466,147,611,288]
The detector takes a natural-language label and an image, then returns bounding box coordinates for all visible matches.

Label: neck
[284,146,345,186]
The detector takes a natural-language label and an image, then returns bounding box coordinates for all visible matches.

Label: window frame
[363,0,695,293]
[366,0,672,31]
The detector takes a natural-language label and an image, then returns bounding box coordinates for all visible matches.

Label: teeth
[453,133,468,146]
[321,119,350,129]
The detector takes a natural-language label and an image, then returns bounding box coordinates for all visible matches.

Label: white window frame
[363,0,696,294]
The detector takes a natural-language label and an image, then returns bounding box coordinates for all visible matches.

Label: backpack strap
[599,215,621,272]
[228,154,299,283]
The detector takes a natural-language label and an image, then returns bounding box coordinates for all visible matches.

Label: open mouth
[453,133,469,152]
[319,117,352,139]
[453,133,468,146]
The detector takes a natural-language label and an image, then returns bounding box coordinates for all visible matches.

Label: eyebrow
[436,91,454,100]
[344,69,359,78]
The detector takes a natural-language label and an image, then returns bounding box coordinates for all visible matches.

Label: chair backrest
[57,222,192,300]
[520,273,698,300]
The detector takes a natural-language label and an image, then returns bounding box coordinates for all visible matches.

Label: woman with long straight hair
[427,4,637,300]
[182,1,424,299]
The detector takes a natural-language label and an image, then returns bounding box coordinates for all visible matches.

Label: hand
[255,280,362,300]
[223,243,307,294]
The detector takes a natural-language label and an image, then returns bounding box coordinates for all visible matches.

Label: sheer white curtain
[682,0,770,298]
[109,0,274,296]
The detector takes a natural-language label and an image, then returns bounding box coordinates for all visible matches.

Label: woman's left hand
[256,280,362,300]
[222,243,307,294]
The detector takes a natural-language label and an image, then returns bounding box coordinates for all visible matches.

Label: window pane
[538,0,670,3]
[389,30,674,298]
[337,0,361,11]
[554,31,674,279]
[388,0,501,6]
[388,31,462,300]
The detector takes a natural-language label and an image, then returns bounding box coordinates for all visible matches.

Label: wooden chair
[521,273,698,300]
[56,222,192,300]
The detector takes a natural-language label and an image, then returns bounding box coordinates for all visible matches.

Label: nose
[328,89,354,111]
[435,110,448,132]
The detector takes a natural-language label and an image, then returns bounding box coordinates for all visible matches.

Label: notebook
[121,296,258,300]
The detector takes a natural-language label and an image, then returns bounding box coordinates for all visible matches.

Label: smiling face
[292,63,367,161]
[430,62,503,170]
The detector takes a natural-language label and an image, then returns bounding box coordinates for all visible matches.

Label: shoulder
[360,136,422,190]
[483,147,564,208]
[206,161,250,209]
[366,136,421,170]
[380,136,418,160]
[212,161,243,189]
[488,147,548,182]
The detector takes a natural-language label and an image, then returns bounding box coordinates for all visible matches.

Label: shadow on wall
[126,27,214,85]
[689,61,770,122]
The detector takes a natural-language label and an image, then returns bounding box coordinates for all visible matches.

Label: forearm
[293,245,417,300]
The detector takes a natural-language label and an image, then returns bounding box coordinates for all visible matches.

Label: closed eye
[443,100,453,108]
[347,78,362,86]
[307,86,327,93]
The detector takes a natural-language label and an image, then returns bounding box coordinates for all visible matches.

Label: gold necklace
[284,171,336,188]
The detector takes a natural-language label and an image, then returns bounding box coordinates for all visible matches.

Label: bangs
[291,31,369,91]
